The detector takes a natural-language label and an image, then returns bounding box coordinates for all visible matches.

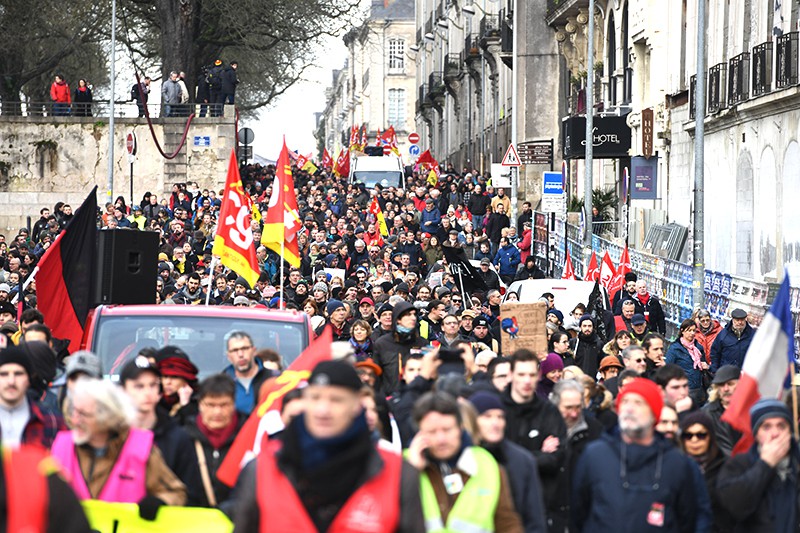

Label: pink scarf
[680,338,704,370]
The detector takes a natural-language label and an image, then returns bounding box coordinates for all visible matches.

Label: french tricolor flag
[722,274,795,454]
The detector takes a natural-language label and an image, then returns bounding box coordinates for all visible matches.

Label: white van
[350,154,405,189]
[504,279,610,317]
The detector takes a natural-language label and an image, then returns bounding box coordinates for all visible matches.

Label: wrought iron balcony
[428,72,446,97]
[752,41,772,96]
[444,54,463,80]
[776,32,798,88]
[417,84,433,113]
[479,15,500,41]
[500,10,513,53]
[707,63,727,114]
[728,52,749,106]
[464,34,481,58]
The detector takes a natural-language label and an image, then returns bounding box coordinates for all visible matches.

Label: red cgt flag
[322,148,333,169]
[599,251,616,288]
[212,151,261,288]
[261,140,302,267]
[216,328,333,487]
[333,148,350,178]
[608,246,631,299]
[562,248,576,280]
[584,251,600,282]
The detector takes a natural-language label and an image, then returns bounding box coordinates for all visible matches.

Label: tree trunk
[154,0,199,105]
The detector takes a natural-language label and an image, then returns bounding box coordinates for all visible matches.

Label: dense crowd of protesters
[0,156,788,533]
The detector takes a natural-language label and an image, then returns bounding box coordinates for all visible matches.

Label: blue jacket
[224,359,272,414]
[572,429,711,533]
[494,244,521,276]
[665,340,706,390]
[419,206,441,232]
[709,321,755,372]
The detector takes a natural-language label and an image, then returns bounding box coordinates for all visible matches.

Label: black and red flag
[37,186,97,353]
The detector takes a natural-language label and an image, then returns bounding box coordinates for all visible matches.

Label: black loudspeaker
[93,229,159,305]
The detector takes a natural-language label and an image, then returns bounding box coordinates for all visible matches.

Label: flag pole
[205,257,217,306]
[792,378,799,440]
[279,237,285,310]
[12,265,39,305]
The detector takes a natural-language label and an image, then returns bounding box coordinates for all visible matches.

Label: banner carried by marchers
[261,140,303,267]
[212,150,261,288]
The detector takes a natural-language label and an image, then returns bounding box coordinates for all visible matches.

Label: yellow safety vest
[418,446,500,533]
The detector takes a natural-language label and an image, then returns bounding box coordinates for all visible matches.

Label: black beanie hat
[0,346,33,377]
[308,360,362,392]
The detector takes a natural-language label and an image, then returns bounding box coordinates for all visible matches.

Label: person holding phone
[407,391,523,532]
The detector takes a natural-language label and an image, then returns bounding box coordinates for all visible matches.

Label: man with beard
[178,272,205,304]
[372,302,427,395]
[371,303,394,341]
[629,314,650,344]
[470,316,499,353]
[701,365,741,455]
[572,378,711,532]
[568,316,604,379]
[501,349,568,532]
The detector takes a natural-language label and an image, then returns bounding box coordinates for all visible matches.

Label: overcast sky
[243,36,347,162]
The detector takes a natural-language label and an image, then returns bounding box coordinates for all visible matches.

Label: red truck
[80,305,314,378]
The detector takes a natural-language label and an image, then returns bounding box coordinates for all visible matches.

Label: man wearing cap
[357,296,377,323]
[0,346,64,448]
[612,273,638,314]
[235,360,424,532]
[420,197,442,234]
[470,315,500,353]
[477,257,502,291]
[224,331,272,415]
[0,301,15,327]
[0,283,10,303]
[373,301,427,395]
[572,378,711,532]
[629,313,650,343]
[326,299,352,342]
[120,357,206,506]
[629,280,667,335]
[407,391,523,532]
[372,303,395,341]
[471,390,548,533]
[701,364,741,455]
[459,308,477,338]
[709,308,755,372]
[717,398,800,530]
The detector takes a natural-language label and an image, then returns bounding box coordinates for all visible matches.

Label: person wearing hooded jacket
[568,316,605,380]
[372,301,427,395]
[572,378,711,533]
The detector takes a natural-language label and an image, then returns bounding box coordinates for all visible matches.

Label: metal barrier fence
[536,211,799,347]
[0,101,229,119]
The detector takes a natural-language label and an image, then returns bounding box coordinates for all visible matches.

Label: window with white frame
[387,88,406,127]
[388,39,405,72]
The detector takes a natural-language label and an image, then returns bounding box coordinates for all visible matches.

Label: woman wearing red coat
[50,74,71,116]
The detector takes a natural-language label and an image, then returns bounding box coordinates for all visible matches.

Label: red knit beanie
[616,378,663,420]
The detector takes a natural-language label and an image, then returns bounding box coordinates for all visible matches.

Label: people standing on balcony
[161,71,181,118]
[176,71,190,117]
[221,61,239,110]
[72,79,92,117]
[49,74,71,116]
[196,67,211,118]
[131,76,151,117]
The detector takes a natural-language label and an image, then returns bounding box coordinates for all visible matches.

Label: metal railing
[428,72,445,96]
[728,52,749,106]
[622,67,633,104]
[776,32,798,88]
[465,34,481,57]
[707,62,727,114]
[752,41,773,96]
[444,54,462,79]
[0,100,227,119]
[500,10,513,54]
[479,15,500,40]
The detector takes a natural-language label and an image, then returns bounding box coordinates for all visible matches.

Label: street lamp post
[510,0,519,225]
[693,0,706,309]
[107,0,117,203]
[584,0,595,258]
